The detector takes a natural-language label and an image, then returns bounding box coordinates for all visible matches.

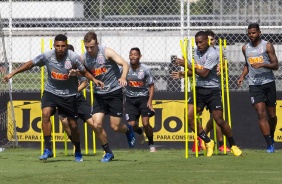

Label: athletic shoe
[39,149,53,160]
[126,125,136,148]
[150,146,156,152]
[218,145,230,152]
[230,145,242,156]
[267,145,275,153]
[205,140,214,157]
[271,138,275,145]
[101,153,114,162]
[74,152,83,162]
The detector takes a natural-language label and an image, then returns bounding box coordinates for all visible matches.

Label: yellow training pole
[83,88,89,155]
[180,38,189,158]
[40,38,45,155]
[49,39,56,157]
[191,37,198,157]
[219,38,227,154]
[224,39,232,128]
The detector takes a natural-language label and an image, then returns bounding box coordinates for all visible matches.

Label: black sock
[101,143,112,154]
[264,134,272,146]
[68,135,73,142]
[44,136,52,150]
[270,130,275,140]
[198,130,211,143]
[218,141,224,147]
[135,127,143,135]
[227,136,235,147]
[147,136,154,146]
[73,142,81,153]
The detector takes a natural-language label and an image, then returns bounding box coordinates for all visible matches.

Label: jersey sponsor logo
[51,71,69,80]
[138,71,145,79]
[92,67,107,77]
[64,60,72,69]
[128,81,144,87]
[248,56,264,64]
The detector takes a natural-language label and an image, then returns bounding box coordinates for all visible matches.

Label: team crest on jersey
[138,71,144,79]
[97,54,105,64]
[64,60,72,69]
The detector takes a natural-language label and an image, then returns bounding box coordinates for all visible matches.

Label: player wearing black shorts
[125,47,156,152]
[3,35,103,162]
[238,23,278,153]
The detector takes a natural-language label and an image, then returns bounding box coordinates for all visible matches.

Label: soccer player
[3,34,103,162]
[172,31,242,157]
[60,44,95,153]
[125,47,156,152]
[81,31,135,162]
[237,23,278,153]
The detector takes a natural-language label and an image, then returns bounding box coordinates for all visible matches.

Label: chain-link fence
[1,0,282,92]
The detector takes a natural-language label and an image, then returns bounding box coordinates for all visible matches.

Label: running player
[237,23,278,153]
[81,31,136,162]
[125,47,156,152]
[3,34,103,162]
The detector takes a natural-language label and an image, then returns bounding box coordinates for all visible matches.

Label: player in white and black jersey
[82,31,136,162]
[237,23,278,153]
[3,35,103,162]
[125,47,156,152]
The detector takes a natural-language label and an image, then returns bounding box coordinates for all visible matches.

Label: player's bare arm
[81,69,104,88]
[105,47,129,87]
[237,45,249,87]
[187,63,210,77]
[3,60,34,83]
[147,84,155,111]
[78,80,89,92]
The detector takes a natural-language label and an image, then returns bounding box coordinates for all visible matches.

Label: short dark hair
[130,47,141,55]
[54,34,67,41]
[67,44,74,51]
[248,23,260,31]
[195,31,208,39]
[84,31,98,43]
[205,30,215,37]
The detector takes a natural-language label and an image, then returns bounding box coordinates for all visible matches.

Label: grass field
[0,148,281,184]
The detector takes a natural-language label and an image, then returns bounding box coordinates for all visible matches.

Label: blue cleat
[74,152,83,162]
[101,153,114,162]
[267,145,275,153]
[126,125,136,148]
[39,149,53,161]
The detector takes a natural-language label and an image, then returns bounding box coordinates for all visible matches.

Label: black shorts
[125,96,155,122]
[41,91,78,119]
[249,81,276,107]
[188,87,223,113]
[92,88,123,117]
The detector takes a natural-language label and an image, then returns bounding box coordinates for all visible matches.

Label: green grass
[0,148,281,184]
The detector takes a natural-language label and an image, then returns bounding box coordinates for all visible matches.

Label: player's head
[84,31,99,56]
[67,44,74,52]
[247,23,261,42]
[195,31,209,52]
[54,34,68,58]
[205,30,215,47]
[129,47,142,65]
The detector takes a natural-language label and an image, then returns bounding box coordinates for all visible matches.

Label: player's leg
[39,91,56,160]
[60,116,72,140]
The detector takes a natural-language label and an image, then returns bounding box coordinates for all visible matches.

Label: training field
[0,148,281,184]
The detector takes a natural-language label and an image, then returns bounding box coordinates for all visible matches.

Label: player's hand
[118,77,127,87]
[170,71,183,79]
[237,77,244,87]
[251,63,264,68]
[175,58,184,67]
[3,73,13,83]
[68,69,79,76]
[93,79,104,88]
[147,102,154,111]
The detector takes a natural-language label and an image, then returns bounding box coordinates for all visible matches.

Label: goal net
[0,13,17,148]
